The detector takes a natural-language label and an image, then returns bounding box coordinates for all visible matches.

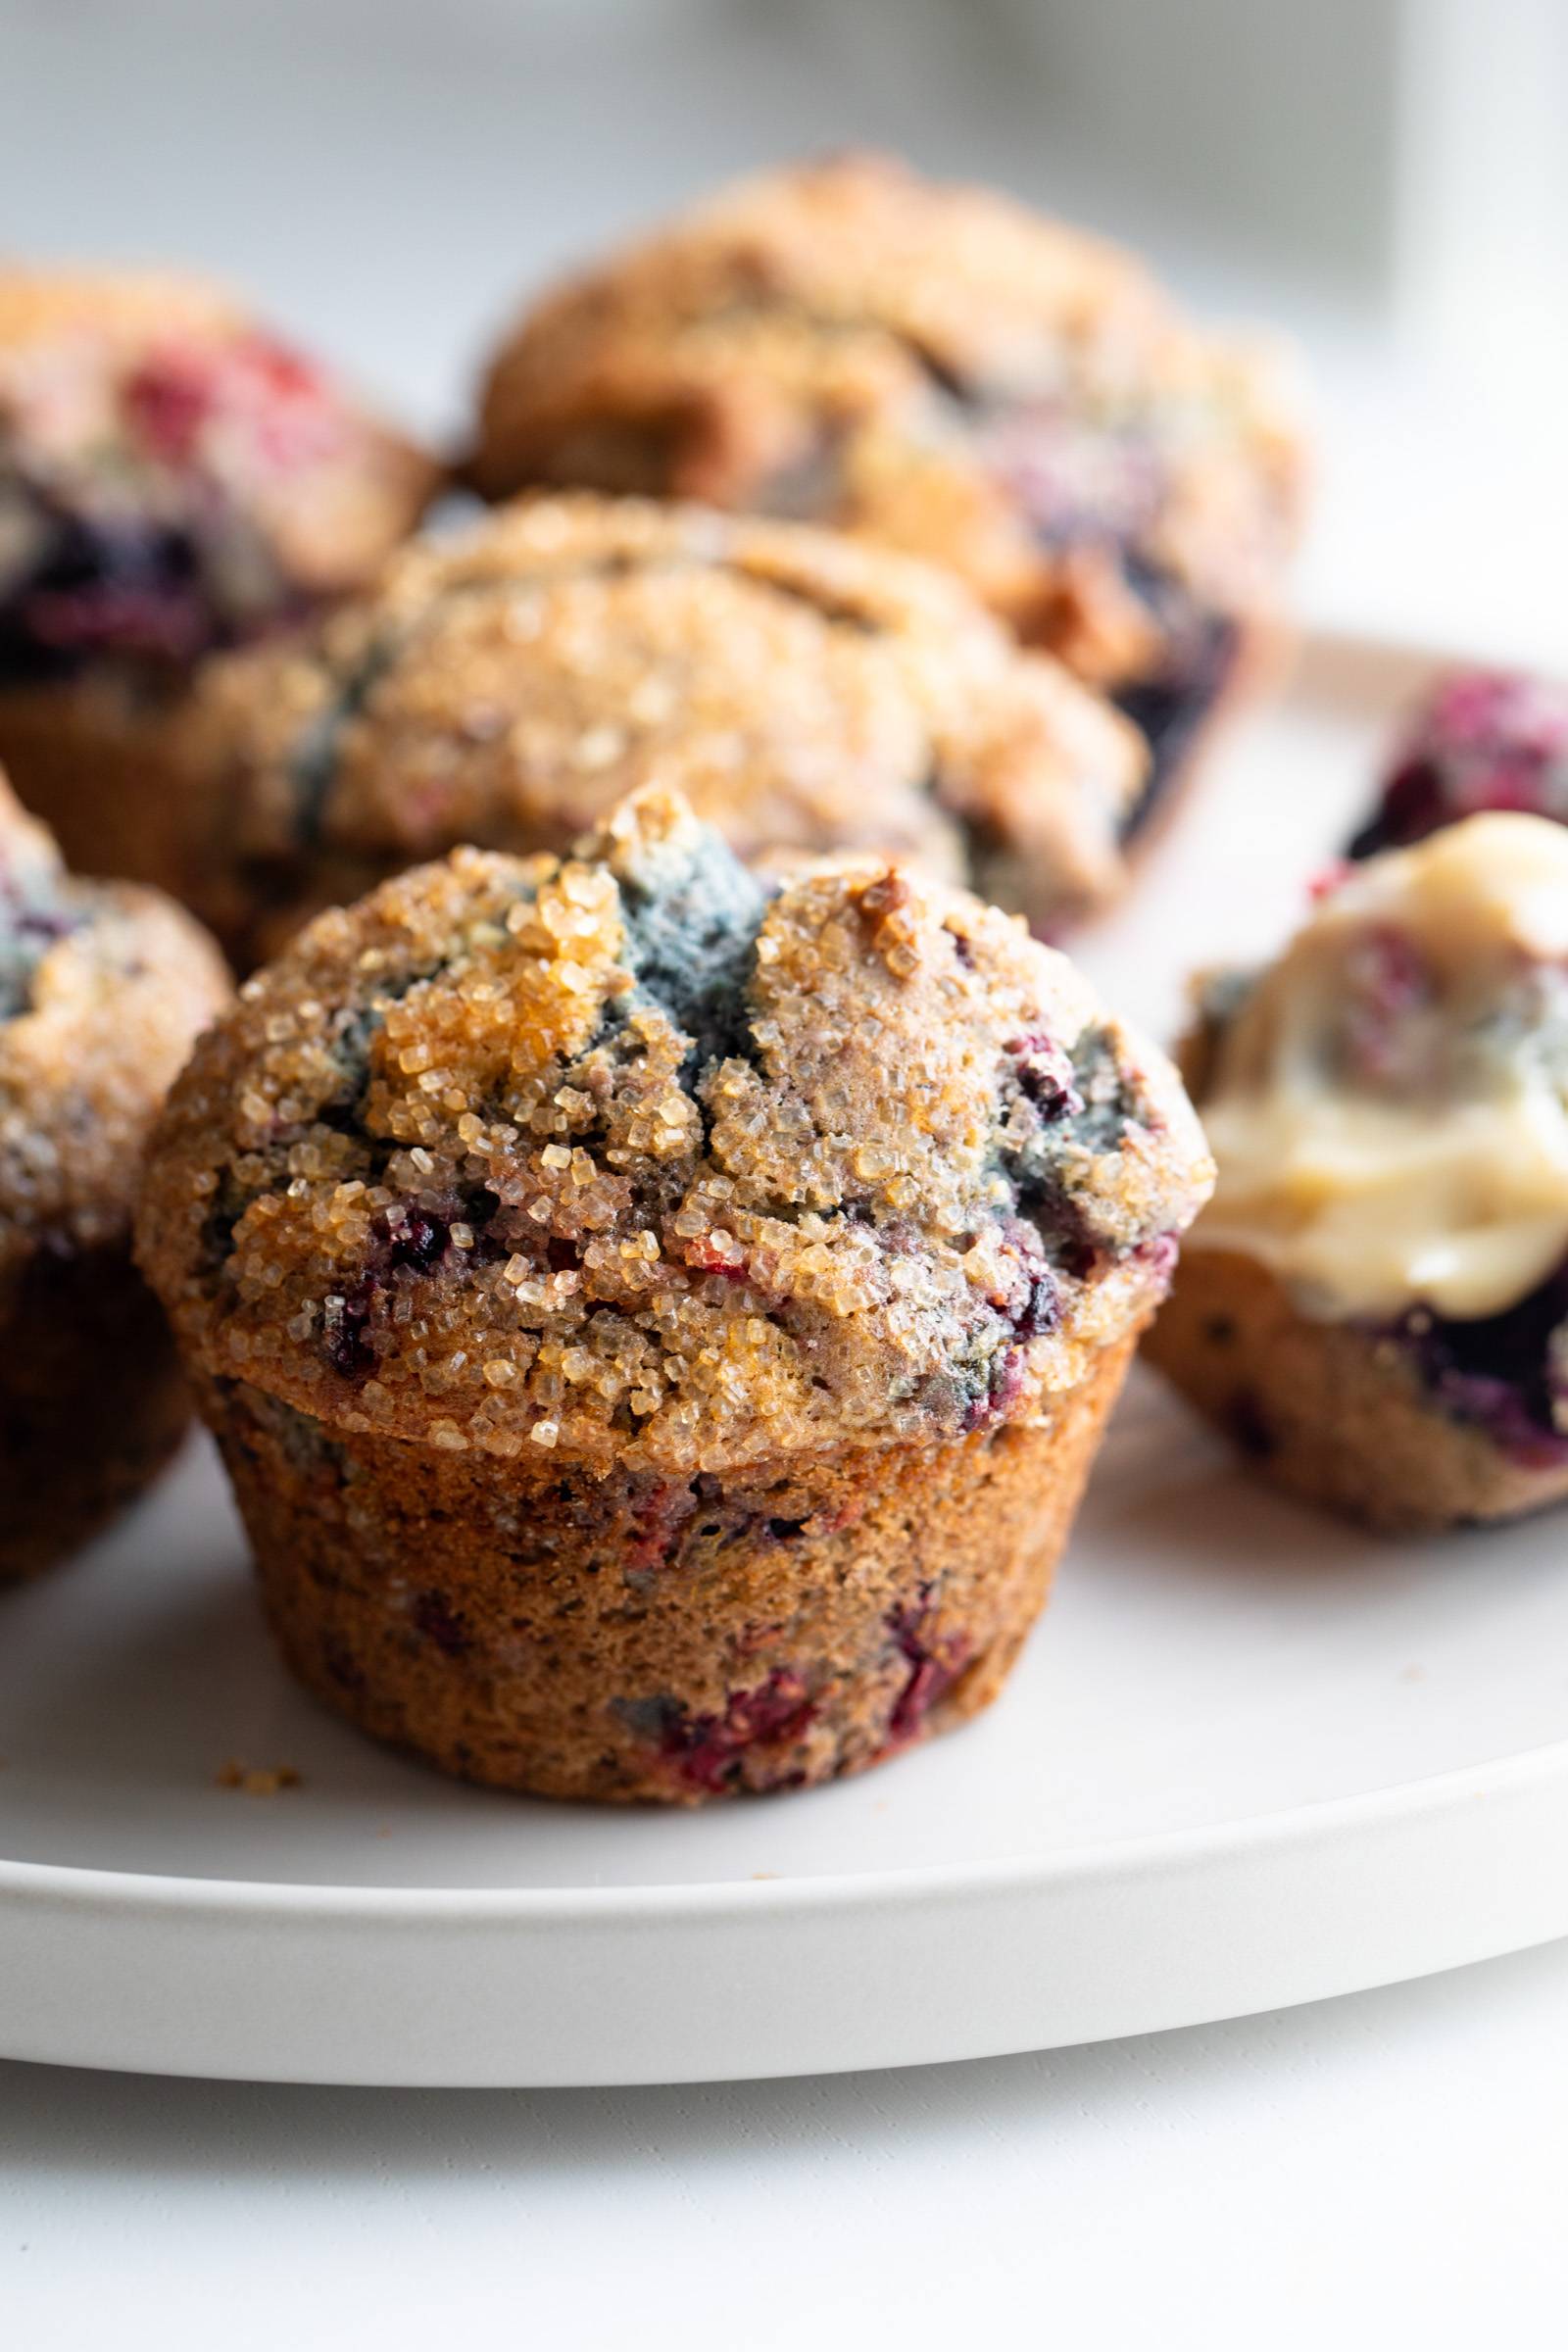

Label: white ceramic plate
[5,634,1567,2088]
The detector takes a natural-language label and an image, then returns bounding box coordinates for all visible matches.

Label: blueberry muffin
[0,266,437,900]
[1147,812,1568,1532]
[138,784,1211,1800]
[173,490,1144,968]
[0,772,228,1577]
[468,154,1304,837]
[1349,667,1568,858]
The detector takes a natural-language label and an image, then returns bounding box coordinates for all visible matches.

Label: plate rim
[5,1730,1566,1921]
[5,1725,1567,2085]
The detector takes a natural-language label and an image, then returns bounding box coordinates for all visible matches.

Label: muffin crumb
[215,1759,303,1795]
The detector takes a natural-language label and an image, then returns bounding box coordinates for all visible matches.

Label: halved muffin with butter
[1147,812,1568,1531]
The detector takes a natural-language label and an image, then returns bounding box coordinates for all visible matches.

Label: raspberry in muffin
[1348,667,1568,858]
[0,772,228,1577]
[137,784,1211,1801]
[0,266,437,901]
[172,490,1143,967]
[1147,812,1568,1531]
[467,154,1304,838]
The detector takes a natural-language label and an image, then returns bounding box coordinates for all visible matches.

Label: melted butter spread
[1189,813,1568,1320]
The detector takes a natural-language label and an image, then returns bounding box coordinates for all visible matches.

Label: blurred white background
[3,0,1564,663]
[3,10,1568,2343]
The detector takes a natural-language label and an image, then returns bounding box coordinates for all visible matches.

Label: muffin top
[179,491,1143,960]
[138,785,1211,1476]
[0,773,228,1282]
[1188,812,1568,1322]
[1349,667,1568,859]
[0,265,436,687]
[470,154,1303,684]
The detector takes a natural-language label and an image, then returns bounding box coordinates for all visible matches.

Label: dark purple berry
[884,1591,970,1746]
[624,1478,699,1574]
[1386,1255,1568,1468]
[387,1208,450,1272]
[1006,1031,1082,1120]
[322,1285,376,1379]
[647,1670,816,1794]
[412,1590,470,1657]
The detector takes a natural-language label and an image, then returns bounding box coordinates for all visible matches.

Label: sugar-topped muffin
[138,784,1211,1799]
[172,491,1143,967]
[0,772,228,1576]
[1349,667,1568,859]
[1148,811,1568,1531]
[468,154,1304,836]
[0,265,436,896]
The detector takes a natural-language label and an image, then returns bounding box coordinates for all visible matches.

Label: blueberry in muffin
[1348,667,1568,858]
[137,784,1211,1800]
[1148,811,1568,1531]
[172,490,1144,967]
[0,266,437,900]
[467,154,1305,839]
[0,771,229,1577]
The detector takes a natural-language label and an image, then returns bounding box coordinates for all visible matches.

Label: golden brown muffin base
[0,680,201,907]
[0,1246,190,1580]
[202,1337,1132,1803]
[1145,1249,1568,1535]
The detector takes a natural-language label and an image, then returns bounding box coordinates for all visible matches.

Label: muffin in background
[0,772,229,1577]
[1148,811,1568,1532]
[138,784,1211,1801]
[0,265,437,900]
[1348,667,1568,859]
[170,490,1144,967]
[468,153,1305,839]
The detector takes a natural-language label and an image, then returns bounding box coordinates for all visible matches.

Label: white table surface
[2,6,1566,2339]
[5,1941,1567,2348]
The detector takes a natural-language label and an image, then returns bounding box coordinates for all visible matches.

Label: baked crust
[0,774,230,1573]
[0,262,436,605]
[1145,1247,1568,1534]
[0,673,204,906]
[169,490,1145,964]
[469,155,1305,694]
[0,263,438,876]
[208,1348,1130,1802]
[0,777,230,1276]
[0,1245,191,1579]
[137,782,1210,1475]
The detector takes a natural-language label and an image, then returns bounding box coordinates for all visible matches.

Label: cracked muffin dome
[174,490,1145,967]
[469,153,1304,831]
[1148,812,1568,1531]
[0,775,227,1273]
[0,771,229,1576]
[139,785,1210,1800]
[0,263,438,891]
[139,785,1211,1479]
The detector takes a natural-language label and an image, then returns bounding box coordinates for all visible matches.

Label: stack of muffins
[45,147,1554,1808]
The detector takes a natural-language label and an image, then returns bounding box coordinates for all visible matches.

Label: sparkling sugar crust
[471,154,1304,668]
[0,775,229,1279]
[139,787,1210,1474]
[179,490,1144,938]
